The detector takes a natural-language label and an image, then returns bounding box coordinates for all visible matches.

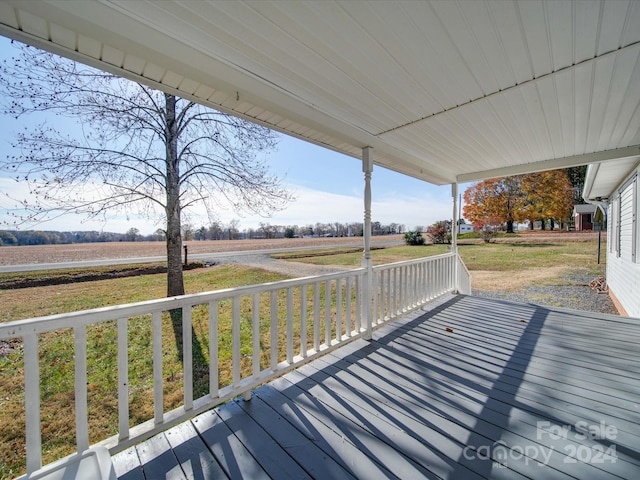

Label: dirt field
[0,235,402,266]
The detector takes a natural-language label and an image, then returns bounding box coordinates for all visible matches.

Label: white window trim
[617,173,637,262]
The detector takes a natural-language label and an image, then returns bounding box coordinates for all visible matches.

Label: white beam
[457,146,640,183]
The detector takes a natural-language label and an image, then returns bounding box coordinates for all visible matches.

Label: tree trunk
[506,219,514,233]
[529,221,534,230]
[550,218,555,230]
[540,218,546,230]
[165,94,185,298]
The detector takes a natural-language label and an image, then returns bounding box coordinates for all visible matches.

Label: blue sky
[0,37,458,235]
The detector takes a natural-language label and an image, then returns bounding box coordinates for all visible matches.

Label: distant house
[573,204,597,230]
[458,224,474,234]
[583,158,640,317]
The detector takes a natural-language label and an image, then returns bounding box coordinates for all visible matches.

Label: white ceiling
[0,0,639,186]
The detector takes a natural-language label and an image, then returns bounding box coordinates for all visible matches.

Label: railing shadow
[169,309,210,398]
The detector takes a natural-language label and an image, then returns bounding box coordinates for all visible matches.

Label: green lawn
[275,239,605,276]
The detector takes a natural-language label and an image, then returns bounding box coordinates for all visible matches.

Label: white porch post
[452,183,459,292]
[452,183,458,254]
[362,147,373,340]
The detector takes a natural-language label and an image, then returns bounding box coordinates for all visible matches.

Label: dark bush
[404,231,425,246]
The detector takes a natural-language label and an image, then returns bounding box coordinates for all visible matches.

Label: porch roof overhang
[0,0,639,186]
[583,155,640,202]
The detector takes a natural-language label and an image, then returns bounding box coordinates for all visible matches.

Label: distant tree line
[184,220,406,241]
[1,220,407,246]
[0,228,165,246]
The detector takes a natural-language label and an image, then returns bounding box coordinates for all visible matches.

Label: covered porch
[113,293,640,479]
[0,1,639,478]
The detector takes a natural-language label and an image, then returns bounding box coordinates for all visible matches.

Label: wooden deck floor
[112,294,640,479]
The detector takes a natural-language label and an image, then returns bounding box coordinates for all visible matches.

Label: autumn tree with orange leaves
[463,170,574,233]
[463,176,525,233]
[520,170,574,230]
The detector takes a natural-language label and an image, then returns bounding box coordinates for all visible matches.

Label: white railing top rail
[372,252,454,271]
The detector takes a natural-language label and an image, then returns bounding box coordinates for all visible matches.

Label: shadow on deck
[113,294,640,479]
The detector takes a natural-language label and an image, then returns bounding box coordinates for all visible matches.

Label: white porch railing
[0,253,470,477]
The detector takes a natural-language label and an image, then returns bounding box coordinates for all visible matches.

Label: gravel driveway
[473,272,618,315]
[216,253,351,278]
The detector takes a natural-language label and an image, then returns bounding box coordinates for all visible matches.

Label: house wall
[606,166,639,318]
[576,213,594,230]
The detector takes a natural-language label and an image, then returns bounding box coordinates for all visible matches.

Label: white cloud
[0,176,455,234]
[219,185,453,231]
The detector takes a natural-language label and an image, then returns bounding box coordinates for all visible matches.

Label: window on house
[618,175,637,262]
[610,196,619,256]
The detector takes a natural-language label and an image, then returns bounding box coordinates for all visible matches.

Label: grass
[274,243,452,266]
[457,241,604,273]
[276,240,606,281]
[0,236,607,478]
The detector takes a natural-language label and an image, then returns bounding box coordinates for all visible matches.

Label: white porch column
[452,183,459,292]
[452,183,458,254]
[362,147,373,340]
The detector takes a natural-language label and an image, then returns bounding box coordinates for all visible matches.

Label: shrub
[404,231,425,246]
[426,220,452,244]
[481,224,499,243]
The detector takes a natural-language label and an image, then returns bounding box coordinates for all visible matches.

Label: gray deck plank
[111,448,145,480]
[114,294,640,480]
[164,421,229,480]
[284,363,516,479]
[236,389,361,480]
[134,432,185,480]
[216,399,313,479]
[192,409,270,479]
[255,382,403,479]
[270,373,447,480]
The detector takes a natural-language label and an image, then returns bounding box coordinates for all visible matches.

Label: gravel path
[216,254,351,278]
[473,272,618,315]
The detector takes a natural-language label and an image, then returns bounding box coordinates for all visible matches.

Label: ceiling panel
[49,23,75,50]
[535,77,564,159]
[0,0,638,186]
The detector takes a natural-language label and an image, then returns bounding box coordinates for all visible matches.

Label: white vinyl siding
[606,170,640,318]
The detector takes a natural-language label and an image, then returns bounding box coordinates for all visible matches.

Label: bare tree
[226,219,241,240]
[0,43,292,296]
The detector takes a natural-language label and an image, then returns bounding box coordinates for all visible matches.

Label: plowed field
[0,235,400,266]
